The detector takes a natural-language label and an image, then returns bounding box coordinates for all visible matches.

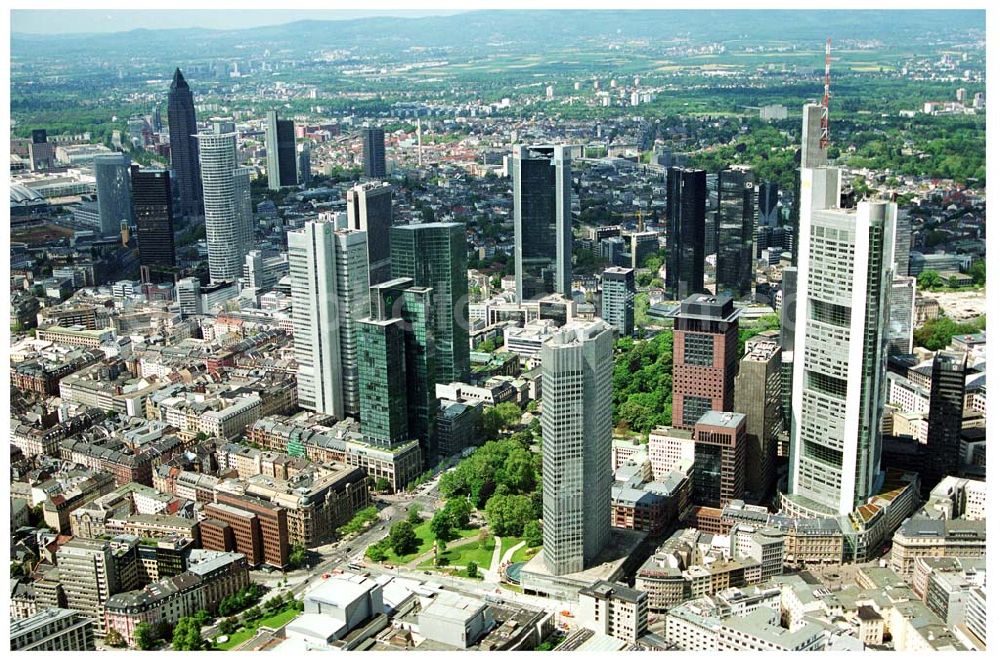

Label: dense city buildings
[668,294,740,430]
[166,68,201,217]
[513,145,572,302]
[197,119,254,282]
[540,320,614,576]
[265,110,298,189]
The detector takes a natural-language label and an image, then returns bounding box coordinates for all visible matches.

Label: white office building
[289,220,370,418]
[197,120,253,283]
[540,319,614,575]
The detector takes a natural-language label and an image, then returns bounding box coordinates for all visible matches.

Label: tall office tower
[297,143,312,184]
[347,181,394,285]
[792,103,830,266]
[715,170,757,299]
[150,104,162,132]
[197,120,253,283]
[167,68,202,218]
[56,538,119,631]
[390,222,470,383]
[540,320,615,576]
[894,209,912,277]
[130,166,175,279]
[758,181,780,227]
[888,277,916,356]
[29,129,55,171]
[630,231,659,270]
[668,294,740,430]
[600,267,635,338]
[289,221,371,418]
[358,278,437,461]
[265,110,297,190]
[734,336,782,503]
[513,145,572,302]
[923,351,967,491]
[93,153,133,237]
[692,411,747,510]
[361,126,386,178]
[788,200,897,517]
[779,267,797,435]
[666,167,707,301]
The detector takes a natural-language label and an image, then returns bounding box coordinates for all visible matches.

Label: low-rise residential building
[578,580,649,644]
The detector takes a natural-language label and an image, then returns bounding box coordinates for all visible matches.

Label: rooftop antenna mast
[820,37,831,150]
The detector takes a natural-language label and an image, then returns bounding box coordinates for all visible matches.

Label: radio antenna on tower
[820,37,832,150]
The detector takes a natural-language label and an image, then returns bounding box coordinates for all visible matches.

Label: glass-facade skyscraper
[167,68,202,218]
[600,267,635,339]
[362,126,386,179]
[130,166,175,277]
[715,169,757,299]
[93,153,133,237]
[390,222,470,383]
[666,167,706,301]
[513,145,572,302]
[265,110,297,190]
[348,181,394,285]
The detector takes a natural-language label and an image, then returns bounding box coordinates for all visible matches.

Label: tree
[134,622,157,650]
[289,543,307,569]
[104,628,126,648]
[340,506,379,535]
[484,494,537,537]
[172,617,205,651]
[442,497,472,530]
[917,270,943,290]
[466,561,479,578]
[477,338,497,353]
[374,477,391,493]
[407,504,423,526]
[430,509,455,542]
[193,610,210,627]
[366,541,389,563]
[524,520,543,548]
[968,259,986,286]
[218,617,239,635]
[388,521,419,556]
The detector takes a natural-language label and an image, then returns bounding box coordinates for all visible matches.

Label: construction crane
[820,37,832,150]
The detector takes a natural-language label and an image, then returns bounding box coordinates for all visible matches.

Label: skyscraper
[668,294,740,430]
[297,143,312,185]
[692,411,747,510]
[93,153,133,237]
[167,68,202,218]
[788,200,897,517]
[361,126,386,179]
[600,267,635,338]
[197,120,253,283]
[894,209,912,277]
[888,277,916,357]
[357,278,437,462]
[289,221,371,419]
[734,335,782,503]
[715,170,757,299]
[513,145,572,302]
[666,167,707,301]
[923,351,967,491]
[265,110,297,190]
[758,181,780,227]
[347,181,394,285]
[130,166,175,278]
[540,320,614,576]
[390,222,470,383]
[28,129,55,171]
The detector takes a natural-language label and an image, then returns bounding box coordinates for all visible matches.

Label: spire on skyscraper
[171,68,189,90]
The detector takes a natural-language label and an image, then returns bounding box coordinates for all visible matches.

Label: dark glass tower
[131,166,176,277]
[265,110,297,190]
[167,68,202,217]
[513,145,572,302]
[716,169,756,300]
[362,126,386,179]
[923,351,967,491]
[666,167,706,301]
[390,222,470,383]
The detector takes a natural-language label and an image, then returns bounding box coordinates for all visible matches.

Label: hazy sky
[11,10,464,35]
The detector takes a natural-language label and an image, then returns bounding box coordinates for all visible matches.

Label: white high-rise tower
[540,319,614,575]
[787,199,897,516]
[197,120,253,282]
[289,220,371,418]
